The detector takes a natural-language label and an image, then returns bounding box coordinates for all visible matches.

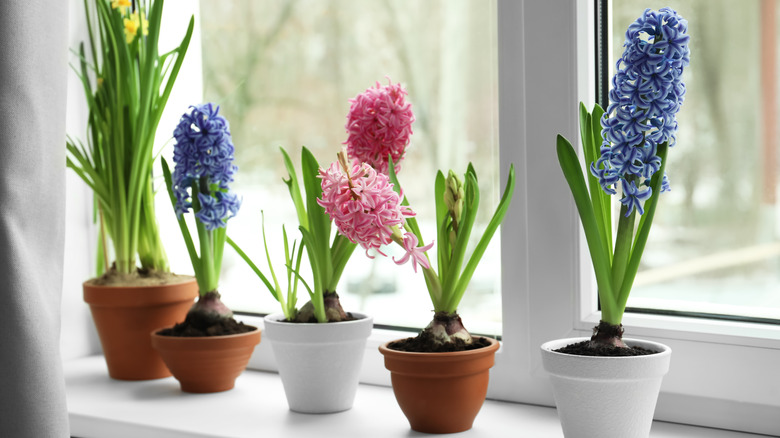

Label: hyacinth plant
[320,149,515,348]
[227,79,415,323]
[321,78,515,348]
[226,146,360,323]
[161,103,241,327]
[557,7,689,348]
[66,0,194,276]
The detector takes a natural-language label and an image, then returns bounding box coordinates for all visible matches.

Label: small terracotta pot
[83,278,198,380]
[151,327,261,393]
[379,337,500,434]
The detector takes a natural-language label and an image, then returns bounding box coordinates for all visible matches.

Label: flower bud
[444,170,464,225]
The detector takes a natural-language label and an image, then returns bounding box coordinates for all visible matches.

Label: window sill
[66,356,764,438]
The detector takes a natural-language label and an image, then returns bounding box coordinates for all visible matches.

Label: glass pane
[160,0,501,334]
[611,0,780,321]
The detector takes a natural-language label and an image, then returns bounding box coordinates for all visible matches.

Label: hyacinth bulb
[344,79,414,174]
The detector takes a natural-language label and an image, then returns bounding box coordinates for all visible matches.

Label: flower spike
[344,78,414,174]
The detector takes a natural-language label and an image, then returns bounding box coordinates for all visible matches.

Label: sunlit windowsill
[65,356,763,438]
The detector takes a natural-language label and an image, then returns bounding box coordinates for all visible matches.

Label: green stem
[607,204,635,325]
[616,142,669,311]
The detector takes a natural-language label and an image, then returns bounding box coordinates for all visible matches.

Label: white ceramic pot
[264,312,373,413]
[540,337,671,438]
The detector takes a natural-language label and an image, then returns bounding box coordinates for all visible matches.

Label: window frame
[502,1,780,435]
[67,1,780,435]
[189,3,780,434]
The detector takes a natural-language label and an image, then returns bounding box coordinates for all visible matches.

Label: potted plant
[66,0,197,380]
[225,79,414,413]
[366,160,515,434]
[309,78,514,430]
[309,78,515,433]
[543,7,689,438]
[151,103,260,394]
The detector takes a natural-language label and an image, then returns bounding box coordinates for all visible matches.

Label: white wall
[62,0,100,362]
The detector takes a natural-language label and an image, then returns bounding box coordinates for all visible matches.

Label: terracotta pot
[378,337,500,434]
[83,278,198,380]
[541,337,672,438]
[264,312,373,413]
[151,327,261,393]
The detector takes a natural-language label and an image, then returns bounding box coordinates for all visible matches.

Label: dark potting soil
[388,331,493,353]
[157,315,256,337]
[554,340,658,357]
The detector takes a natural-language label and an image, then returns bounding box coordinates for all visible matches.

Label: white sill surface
[66,355,765,438]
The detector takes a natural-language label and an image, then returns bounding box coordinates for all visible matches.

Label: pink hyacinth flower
[344,79,414,174]
[318,160,415,257]
[393,232,433,273]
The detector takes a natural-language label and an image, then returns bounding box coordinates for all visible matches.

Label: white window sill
[66,356,764,438]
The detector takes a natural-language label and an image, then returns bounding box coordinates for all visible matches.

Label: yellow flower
[124,15,140,43]
[138,12,149,37]
[124,12,149,44]
[111,0,131,14]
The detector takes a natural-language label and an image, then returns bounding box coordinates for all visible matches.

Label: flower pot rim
[379,336,500,358]
[151,325,260,342]
[84,278,198,308]
[540,336,671,360]
[263,311,372,327]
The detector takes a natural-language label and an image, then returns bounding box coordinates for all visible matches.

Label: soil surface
[388,331,493,353]
[157,314,256,337]
[88,266,193,287]
[282,312,359,323]
[554,340,658,357]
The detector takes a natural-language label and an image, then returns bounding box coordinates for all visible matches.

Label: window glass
[160,0,501,334]
[611,0,780,321]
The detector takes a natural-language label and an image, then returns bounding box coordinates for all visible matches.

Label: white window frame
[66,1,780,435]
[192,2,780,434]
[490,1,779,436]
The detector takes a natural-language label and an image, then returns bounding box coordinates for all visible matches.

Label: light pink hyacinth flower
[318,157,432,272]
[344,79,414,174]
[393,232,434,273]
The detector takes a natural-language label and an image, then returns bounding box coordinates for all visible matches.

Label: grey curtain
[0,0,70,437]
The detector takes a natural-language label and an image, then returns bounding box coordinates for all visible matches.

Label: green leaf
[298,225,327,322]
[301,147,332,289]
[590,103,612,259]
[610,203,636,302]
[617,142,669,311]
[466,162,478,183]
[387,155,423,240]
[434,171,448,284]
[556,135,617,321]
[447,165,515,312]
[260,213,282,295]
[161,158,200,286]
[331,234,357,288]
[280,147,308,229]
[442,171,479,307]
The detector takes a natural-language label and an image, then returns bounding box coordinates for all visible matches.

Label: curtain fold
[0,0,70,436]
